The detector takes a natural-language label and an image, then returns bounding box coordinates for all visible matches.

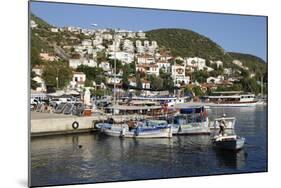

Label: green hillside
[30,13,52,28]
[146,28,233,63]
[229,52,267,74]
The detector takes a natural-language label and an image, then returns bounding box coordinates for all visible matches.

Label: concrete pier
[30,112,148,137]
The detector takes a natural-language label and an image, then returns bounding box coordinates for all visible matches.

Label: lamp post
[56,68,59,89]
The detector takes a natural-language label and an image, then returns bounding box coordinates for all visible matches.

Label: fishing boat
[205,91,259,107]
[97,119,173,138]
[170,104,210,135]
[212,135,245,151]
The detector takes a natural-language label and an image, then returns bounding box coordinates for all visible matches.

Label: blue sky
[30,1,267,61]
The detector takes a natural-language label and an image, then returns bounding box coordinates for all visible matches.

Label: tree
[76,65,105,84]
[30,47,43,67]
[96,50,107,63]
[191,70,209,83]
[108,59,123,74]
[31,71,40,90]
[193,86,204,96]
[136,72,142,89]
[149,75,163,90]
[159,70,174,91]
[42,61,72,89]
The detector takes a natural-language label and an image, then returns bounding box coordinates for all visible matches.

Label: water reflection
[214,149,247,170]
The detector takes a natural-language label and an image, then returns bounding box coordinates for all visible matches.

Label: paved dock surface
[31,111,77,120]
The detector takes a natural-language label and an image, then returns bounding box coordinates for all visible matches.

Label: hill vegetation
[146,28,233,64]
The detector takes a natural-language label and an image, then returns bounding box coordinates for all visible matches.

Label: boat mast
[113,30,116,115]
[261,76,263,96]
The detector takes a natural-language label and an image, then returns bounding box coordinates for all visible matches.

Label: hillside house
[136,64,159,76]
[171,64,190,85]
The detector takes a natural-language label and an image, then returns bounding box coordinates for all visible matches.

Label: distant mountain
[146,28,233,63]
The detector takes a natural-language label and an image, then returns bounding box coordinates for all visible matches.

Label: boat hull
[208,101,259,107]
[172,122,211,135]
[102,127,173,138]
[213,137,245,150]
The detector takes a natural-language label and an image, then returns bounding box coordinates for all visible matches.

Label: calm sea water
[30,106,267,187]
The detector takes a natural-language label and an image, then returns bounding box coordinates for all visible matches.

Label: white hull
[208,101,259,107]
[172,121,210,135]
[102,127,173,138]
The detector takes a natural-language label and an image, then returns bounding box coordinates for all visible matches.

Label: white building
[70,72,86,89]
[32,66,43,76]
[127,32,136,38]
[136,64,159,76]
[81,39,92,46]
[210,60,223,68]
[107,77,122,84]
[137,31,146,39]
[30,20,37,28]
[32,76,46,92]
[141,79,151,89]
[135,40,142,47]
[69,58,97,69]
[39,53,59,62]
[102,33,113,40]
[50,28,59,33]
[186,57,206,70]
[99,61,110,71]
[224,68,233,75]
[206,75,224,84]
[151,41,158,48]
[65,26,81,33]
[32,66,46,92]
[93,36,103,46]
[137,54,155,64]
[232,59,249,70]
[144,40,150,47]
[108,52,135,64]
[171,64,190,85]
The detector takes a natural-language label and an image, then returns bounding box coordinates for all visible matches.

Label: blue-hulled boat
[96,120,173,138]
[170,105,210,135]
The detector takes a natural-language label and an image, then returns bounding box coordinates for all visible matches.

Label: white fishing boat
[170,104,210,135]
[212,135,245,151]
[97,120,173,138]
[205,91,259,107]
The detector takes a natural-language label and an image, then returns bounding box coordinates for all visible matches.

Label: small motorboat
[212,135,245,151]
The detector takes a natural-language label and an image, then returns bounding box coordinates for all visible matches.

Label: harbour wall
[30,112,147,137]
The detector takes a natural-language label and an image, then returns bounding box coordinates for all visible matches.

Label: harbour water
[30,106,267,187]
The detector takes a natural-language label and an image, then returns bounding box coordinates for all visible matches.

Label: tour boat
[126,95,190,107]
[205,91,259,107]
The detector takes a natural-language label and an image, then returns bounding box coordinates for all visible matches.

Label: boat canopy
[180,106,205,114]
